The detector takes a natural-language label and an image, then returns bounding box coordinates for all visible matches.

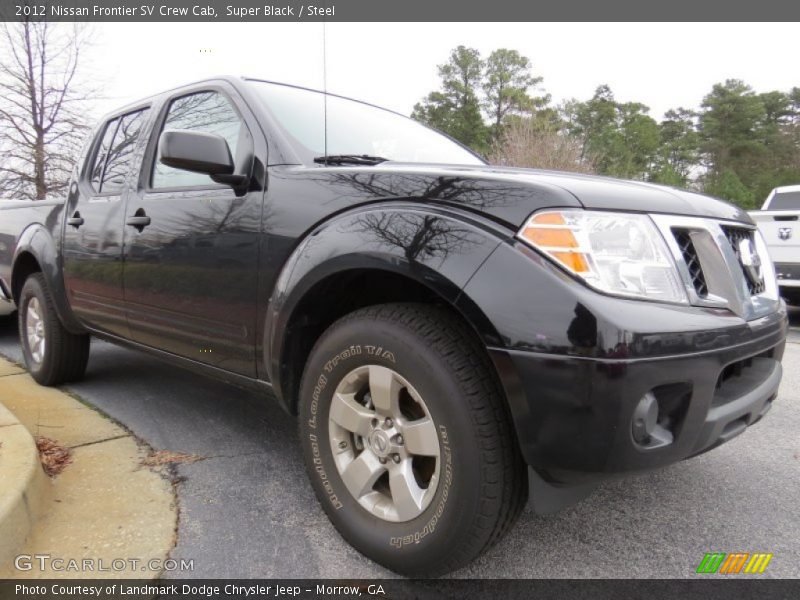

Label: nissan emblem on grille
[738,237,763,287]
[779,227,793,241]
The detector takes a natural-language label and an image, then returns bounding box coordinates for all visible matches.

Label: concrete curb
[0,392,50,566]
[0,357,178,579]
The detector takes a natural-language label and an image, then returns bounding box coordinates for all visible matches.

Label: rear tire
[298,303,526,576]
[18,273,90,386]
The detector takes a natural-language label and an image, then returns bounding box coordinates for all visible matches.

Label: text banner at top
[2,0,800,22]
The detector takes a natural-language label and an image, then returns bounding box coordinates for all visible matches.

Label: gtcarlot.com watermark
[14,554,194,573]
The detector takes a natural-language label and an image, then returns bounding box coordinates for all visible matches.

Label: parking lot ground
[0,309,798,579]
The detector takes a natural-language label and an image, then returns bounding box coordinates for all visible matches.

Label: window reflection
[152,92,243,189]
[102,109,148,192]
[90,119,118,191]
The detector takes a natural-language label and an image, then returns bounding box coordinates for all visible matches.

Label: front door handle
[67,212,84,228]
[126,209,151,232]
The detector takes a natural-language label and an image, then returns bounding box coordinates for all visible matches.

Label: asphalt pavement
[0,309,798,579]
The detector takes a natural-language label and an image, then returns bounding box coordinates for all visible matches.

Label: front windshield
[248,80,484,166]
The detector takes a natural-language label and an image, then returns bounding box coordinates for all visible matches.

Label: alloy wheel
[328,365,441,522]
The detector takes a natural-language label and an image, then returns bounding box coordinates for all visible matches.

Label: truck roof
[771,184,800,194]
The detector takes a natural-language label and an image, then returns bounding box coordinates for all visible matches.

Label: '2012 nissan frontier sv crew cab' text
[0,77,788,576]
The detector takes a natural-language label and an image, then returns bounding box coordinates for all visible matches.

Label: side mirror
[158,130,248,189]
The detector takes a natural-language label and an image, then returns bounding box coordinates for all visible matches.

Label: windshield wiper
[313,154,389,166]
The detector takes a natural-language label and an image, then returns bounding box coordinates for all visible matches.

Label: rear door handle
[67,212,84,228]
[126,209,151,232]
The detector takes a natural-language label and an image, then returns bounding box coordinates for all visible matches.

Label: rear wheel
[18,273,90,385]
[298,303,526,576]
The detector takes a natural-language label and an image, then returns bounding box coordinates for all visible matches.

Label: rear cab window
[88,108,150,193]
[769,191,800,210]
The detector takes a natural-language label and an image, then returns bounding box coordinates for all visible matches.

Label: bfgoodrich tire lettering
[18,273,90,386]
[298,303,526,576]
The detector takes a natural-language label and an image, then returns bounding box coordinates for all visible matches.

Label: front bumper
[490,310,787,486]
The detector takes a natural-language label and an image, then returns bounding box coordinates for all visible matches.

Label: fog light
[632,392,674,449]
[632,393,658,443]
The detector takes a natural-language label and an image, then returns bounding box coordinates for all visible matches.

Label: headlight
[517,209,688,304]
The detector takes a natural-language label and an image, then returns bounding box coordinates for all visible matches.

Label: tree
[561,86,659,179]
[614,101,660,178]
[0,21,94,200]
[482,49,546,132]
[749,90,800,199]
[650,108,700,186]
[698,80,765,180]
[412,46,489,153]
[561,85,617,164]
[698,80,800,204]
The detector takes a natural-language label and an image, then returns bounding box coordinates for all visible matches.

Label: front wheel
[18,273,90,385]
[298,303,526,576]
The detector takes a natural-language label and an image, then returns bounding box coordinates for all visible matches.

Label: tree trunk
[34,130,46,200]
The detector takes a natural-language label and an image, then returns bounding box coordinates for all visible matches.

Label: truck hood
[357,163,752,228]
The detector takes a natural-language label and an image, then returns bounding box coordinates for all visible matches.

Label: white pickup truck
[751,185,800,306]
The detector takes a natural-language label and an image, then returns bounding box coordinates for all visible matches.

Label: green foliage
[699,80,765,177]
[704,169,757,208]
[483,49,546,131]
[649,164,687,188]
[651,108,700,186]
[412,46,548,153]
[414,47,800,209]
[561,86,659,179]
[412,46,490,153]
[697,79,800,205]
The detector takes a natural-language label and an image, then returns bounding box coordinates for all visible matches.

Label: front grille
[721,226,766,296]
[672,229,707,297]
[653,214,779,320]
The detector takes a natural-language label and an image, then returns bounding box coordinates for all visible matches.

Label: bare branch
[0,22,94,199]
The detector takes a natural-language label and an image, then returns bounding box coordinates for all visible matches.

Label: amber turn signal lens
[519,211,585,271]
[551,251,589,273]
[521,227,579,249]
[530,212,566,225]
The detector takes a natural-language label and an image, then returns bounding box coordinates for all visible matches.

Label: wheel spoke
[329,392,374,437]
[402,418,440,457]
[340,451,386,499]
[368,365,402,416]
[389,461,425,521]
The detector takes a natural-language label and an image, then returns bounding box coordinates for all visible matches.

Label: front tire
[298,303,526,576]
[18,273,90,386]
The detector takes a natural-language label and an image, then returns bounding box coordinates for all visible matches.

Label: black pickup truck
[0,77,788,576]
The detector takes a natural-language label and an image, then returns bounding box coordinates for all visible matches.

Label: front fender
[264,204,510,404]
[13,224,84,334]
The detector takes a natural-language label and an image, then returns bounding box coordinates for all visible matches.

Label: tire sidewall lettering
[390,424,452,549]
[304,341,455,548]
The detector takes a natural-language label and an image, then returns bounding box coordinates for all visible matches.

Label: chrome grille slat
[673,229,708,297]
[721,226,767,296]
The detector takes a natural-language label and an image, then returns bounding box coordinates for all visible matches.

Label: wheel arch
[11,224,84,334]
[264,206,509,414]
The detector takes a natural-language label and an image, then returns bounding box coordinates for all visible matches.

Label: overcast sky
[84,22,797,122]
